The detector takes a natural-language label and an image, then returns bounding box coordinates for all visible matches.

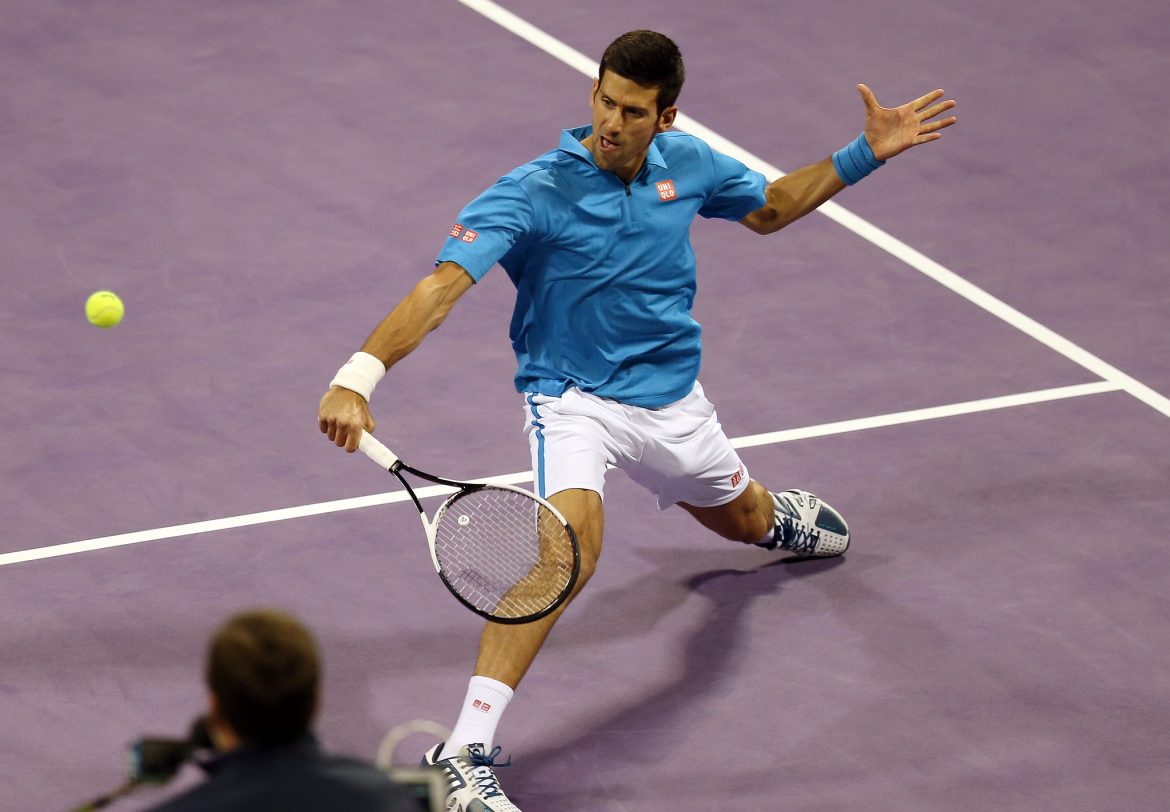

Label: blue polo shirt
[437,125,766,408]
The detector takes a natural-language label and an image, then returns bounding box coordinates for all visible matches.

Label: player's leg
[437,494,603,754]
[679,479,773,543]
[425,489,602,810]
[681,482,850,556]
[426,393,614,810]
[472,487,604,688]
[631,381,850,557]
[461,390,612,691]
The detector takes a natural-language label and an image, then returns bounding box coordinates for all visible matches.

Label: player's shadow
[512,552,845,807]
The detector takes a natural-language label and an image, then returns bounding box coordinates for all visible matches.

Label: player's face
[586,71,677,183]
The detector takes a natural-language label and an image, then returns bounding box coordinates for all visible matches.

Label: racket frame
[359,431,580,624]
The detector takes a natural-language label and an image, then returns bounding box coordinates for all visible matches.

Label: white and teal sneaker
[761,489,850,557]
[422,742,522,812]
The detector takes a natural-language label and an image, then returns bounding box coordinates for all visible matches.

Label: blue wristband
[832,134,885,185]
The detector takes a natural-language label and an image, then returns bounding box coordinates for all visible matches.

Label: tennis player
[319,30,955,811]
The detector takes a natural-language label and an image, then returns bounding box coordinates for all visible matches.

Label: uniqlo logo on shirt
[656,180,677,201]
[449,223,464,238]
[472,699,492,713]
[730,464,745,488]
[461,229,479,243]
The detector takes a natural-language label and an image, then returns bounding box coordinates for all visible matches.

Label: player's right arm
[322,174,532,451]
[319,261,474,452]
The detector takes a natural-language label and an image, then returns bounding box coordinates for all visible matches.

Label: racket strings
[434,488,576,619]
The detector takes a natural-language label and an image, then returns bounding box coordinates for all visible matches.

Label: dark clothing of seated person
[149,609,417,812]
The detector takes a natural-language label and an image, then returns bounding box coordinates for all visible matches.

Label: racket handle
[358,431,401,471]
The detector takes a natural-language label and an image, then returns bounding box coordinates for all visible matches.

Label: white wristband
[329,352,385,402]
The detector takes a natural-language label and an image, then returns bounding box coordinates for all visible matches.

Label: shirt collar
[559,125,668,175]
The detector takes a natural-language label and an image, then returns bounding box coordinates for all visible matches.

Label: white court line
[0,380,1122,569]
[456,0,1170,419]
[730,380,1120,449]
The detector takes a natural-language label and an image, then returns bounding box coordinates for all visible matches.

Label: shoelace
[468,746,512,798]
[774,493,820,555]
[779,517,819,555]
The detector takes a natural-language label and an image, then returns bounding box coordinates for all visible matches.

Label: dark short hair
[206,609,320,746]
[598,30,685,114]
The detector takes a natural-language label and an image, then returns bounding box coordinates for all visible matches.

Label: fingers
[919,115,957,135]
[859,84,956,124]
[319,388,373,453]
[909,92,956,142]
[911,88,947,112]
[856,82,956,156]
[318,413,351,448]
[320,418,363,452]
[856,83,878,110]
[859,84,955,116]
[342,414,376,453]
[919,99,957,122]
[913,132,944,146]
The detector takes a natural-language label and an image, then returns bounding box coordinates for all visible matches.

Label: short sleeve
[436,178,535,281]
[697,146,767,221]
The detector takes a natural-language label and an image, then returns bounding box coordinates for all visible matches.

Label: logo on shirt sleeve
[449,223,464,238]
[461,229,479,244]
[656,179,677,201]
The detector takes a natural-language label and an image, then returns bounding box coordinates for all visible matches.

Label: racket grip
[358,431,401,471]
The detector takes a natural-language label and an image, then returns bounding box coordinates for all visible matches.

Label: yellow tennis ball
[85,290,124,328]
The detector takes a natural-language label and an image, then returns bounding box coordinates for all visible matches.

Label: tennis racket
[358,430,580,624]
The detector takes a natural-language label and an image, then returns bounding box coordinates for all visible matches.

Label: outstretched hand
[858,84,956,161]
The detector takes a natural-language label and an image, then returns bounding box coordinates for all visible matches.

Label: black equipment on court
[69,716,213,810]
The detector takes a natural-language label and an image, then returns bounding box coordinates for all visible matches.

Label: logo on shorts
[730,464,745,488]
[472,699,492,713]
[656,180,677,201]
[449,223,464,238]
[461,228,479,243]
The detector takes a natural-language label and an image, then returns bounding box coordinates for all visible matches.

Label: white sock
[438,675,514,759]
[758,492,781,546]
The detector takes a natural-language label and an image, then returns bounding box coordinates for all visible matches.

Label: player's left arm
[740,84,956,235]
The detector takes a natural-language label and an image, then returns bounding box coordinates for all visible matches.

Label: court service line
[729,380,1119,449]
[0,380,1121,569]
[455,0,1170,420]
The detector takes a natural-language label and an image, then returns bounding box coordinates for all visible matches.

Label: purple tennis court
[3,0,1169,809]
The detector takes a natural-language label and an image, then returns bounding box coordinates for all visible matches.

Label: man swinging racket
[319,29,956,811]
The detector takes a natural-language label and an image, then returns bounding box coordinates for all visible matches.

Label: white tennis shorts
[522,382,750,510]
